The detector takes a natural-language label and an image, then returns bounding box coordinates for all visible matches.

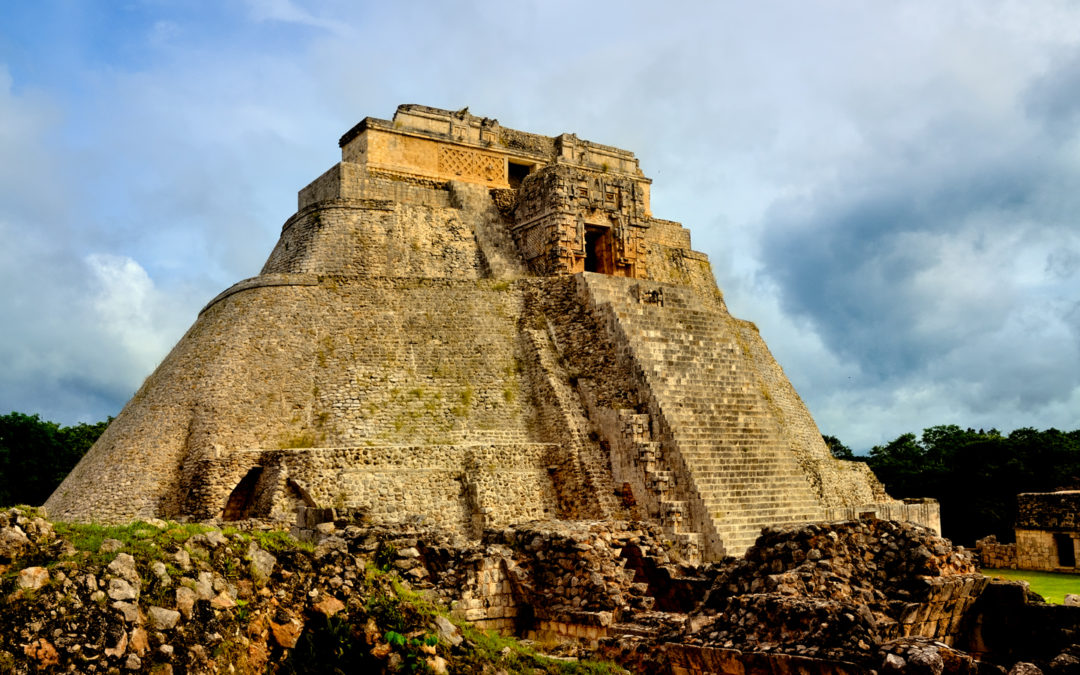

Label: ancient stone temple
[46,105,937,559]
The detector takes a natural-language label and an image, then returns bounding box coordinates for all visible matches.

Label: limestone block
[16,566,49,591]
[147,606,181,631]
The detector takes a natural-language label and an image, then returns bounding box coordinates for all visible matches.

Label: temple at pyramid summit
[46,105,937,560]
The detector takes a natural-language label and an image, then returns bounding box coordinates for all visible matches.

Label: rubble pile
[487,521,663,619]
[326,519,688,637]
[0,509,641,674]
[9,508,1080,674]
[682,519,986,663]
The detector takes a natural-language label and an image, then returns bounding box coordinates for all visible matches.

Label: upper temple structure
[46,105,938,560]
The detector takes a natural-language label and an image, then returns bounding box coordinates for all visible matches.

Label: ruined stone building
[1015,491,1080,570]
[45,105,938,560]
[979,491,1080,571]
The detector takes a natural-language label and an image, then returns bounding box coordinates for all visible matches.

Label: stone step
[581,274,827,557]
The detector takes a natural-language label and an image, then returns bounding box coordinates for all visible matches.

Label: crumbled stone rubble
[0,508,640,674]
[7,508,1080,674]
[665,519,985,666]
[310,519,684,636]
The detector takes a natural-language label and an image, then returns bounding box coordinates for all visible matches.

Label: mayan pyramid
[46,105,937,559]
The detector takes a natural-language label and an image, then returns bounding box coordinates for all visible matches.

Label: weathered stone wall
[321,518,676,640]
[47,277,543,523]
[641,219,726,311]
[296,162,452,211]
[975,535,1018,569]
[1017,491,1080,530]
[1016,528,1080,571]
[284,445,561,533]
[261,200,483,279]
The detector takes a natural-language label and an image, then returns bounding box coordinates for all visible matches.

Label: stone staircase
[520,327,622,519]
[611,409,705,560]
[449,181,527,279]
[578,273,825,557]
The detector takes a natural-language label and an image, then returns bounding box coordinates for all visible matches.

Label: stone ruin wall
[46,277,551,523]
[6,505,1077,675]
[975,492,1080,572]
[1013,491,1080,571]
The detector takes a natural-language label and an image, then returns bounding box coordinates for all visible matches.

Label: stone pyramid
[46,105,937,559]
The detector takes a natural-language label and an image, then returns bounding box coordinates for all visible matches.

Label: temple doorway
[584,225,614,274]
[1055,533,1076,567]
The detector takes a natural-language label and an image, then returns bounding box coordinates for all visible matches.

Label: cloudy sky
[1,1,1077,451]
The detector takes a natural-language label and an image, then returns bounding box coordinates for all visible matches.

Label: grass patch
[53,521,213,564]
[457,620,625,674]
[983,568,1080,604]
[218,528,313,555]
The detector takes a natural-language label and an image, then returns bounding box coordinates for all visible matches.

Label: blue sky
[1,0,1077,450]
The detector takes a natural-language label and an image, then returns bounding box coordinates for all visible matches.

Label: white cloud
[85,254,175,375]
[241,0,350,35]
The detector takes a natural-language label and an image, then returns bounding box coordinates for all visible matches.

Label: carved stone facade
[335,104,652,278]
[45,105,936,559]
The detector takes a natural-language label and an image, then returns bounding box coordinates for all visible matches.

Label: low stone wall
[310,519,678,642]
[975,535,1018,569]
[199,443,563,535]
[663,645,864,675]
[824,498,941,537]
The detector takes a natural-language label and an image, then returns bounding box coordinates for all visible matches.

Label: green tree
[866,425,1080,545]
[822,434,857,460]
[0,412,110,507]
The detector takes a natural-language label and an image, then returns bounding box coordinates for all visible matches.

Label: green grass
[983,568,1080,604]
[53,520,214,564]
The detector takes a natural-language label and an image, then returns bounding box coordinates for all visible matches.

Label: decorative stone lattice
[438,145,503,183]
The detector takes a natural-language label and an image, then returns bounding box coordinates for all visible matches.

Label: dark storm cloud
[757,51,1080,426]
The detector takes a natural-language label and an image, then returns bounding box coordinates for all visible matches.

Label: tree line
[0,412,111,508]
[827,425,1080,546]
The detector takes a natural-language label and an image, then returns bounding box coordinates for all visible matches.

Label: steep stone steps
[449,181,527,279]
[579,273,825,557]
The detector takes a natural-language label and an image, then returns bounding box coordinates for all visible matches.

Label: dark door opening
[222,467,264,521]
[508,161,531,189]
[584,226,613,274]
[1056,533,1076,567]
